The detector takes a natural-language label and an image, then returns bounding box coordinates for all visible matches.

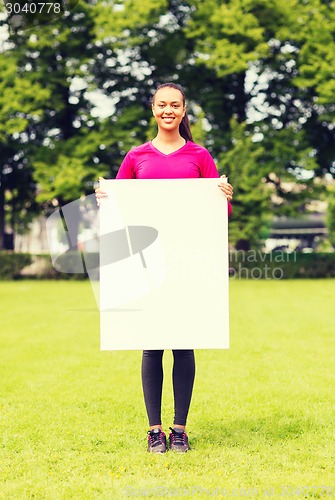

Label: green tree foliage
[0,49,51,248]
[218,118,270,248]
[185,0,270,77]
[0,3,149,247]
[186,0,334,171]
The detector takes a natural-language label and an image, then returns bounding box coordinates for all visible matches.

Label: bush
[229,251,335,279]
[0,252,97,280]
[2,250,335,280]
[0,252,32,280]
[19,253,96,280]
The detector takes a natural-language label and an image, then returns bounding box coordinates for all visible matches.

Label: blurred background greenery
[0,0,334,253]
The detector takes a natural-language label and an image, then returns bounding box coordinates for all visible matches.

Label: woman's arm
[218,175,233,201]
[218,175,233,217]
[199,148,233,215]
[95,177,107,206]
[95,151,135,205]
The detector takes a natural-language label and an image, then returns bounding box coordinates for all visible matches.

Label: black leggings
[141,350,195,427]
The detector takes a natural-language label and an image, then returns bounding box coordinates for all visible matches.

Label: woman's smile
[152,87,186,133]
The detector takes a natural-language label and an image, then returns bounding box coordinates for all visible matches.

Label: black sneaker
[147,428,167,453]
[169,427,190,452]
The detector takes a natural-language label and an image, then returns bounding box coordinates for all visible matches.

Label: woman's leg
[141,350,164,428]
[172,349,195,427]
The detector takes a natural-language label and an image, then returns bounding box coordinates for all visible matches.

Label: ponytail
[179,113,193,142]
[151,83,194,142]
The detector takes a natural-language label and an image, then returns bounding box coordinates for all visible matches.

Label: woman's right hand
[95,177,108,206]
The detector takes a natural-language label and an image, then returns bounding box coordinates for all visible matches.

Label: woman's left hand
[218,175,233,201]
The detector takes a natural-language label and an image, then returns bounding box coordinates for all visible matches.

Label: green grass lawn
[0,279,334,499]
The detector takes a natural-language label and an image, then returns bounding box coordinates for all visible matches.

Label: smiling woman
[151,85,189,153]
[111,83,235,188]
[152,83,195,147]
[95,82,233,454]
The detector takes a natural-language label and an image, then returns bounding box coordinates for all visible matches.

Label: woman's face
[152,87,186,133]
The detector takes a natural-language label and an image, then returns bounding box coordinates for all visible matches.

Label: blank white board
[99,179,229,350]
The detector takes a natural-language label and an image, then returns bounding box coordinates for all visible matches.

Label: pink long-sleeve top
[116,141,232,217]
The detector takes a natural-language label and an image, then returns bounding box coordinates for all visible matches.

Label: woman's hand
[95,177,108,206]
[218,175,233,201]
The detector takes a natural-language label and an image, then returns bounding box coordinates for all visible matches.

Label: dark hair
[151,83,193,142]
